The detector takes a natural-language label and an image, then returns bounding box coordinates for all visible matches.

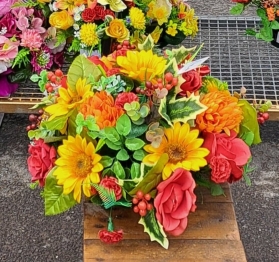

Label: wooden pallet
[83,184,247,262]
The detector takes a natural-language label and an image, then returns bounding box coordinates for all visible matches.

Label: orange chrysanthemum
[79,91,124,129]
[196,90,243,135]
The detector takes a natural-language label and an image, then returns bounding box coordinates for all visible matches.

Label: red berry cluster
[26,109,44,131]
[112,40,136,59]
[132,190,153,217]
[257,112,269,124]
[162,72,178,91]
[45,69,64,93]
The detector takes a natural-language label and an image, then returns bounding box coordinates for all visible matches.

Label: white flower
[74,13,81,21]
[73,7,80,14]
[79,5,85,11]
[74,31,80,39]
[52,2,58,11]
[73,24,80,30]
[0,27,7,35]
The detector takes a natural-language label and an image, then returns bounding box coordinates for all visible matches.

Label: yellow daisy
[129,7,146,30]
[143,122,209,180]
[54,135,103,203]
[116,50,166,83]
[44,78,93,121]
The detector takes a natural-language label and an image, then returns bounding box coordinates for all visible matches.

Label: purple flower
[0,12,20,37]
[0,69,18,97]
[31,46,53,74]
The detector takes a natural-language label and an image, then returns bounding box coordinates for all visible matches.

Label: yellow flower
[166,21,178,36]
[150,26,163,44]
[44,78,93,121]
[143,122,209,180]
[54,135,103,203]
[80,23,99,47]
[129,7,146,30]
[37,0,51,3]
[49,10,74,30]
[56,0,86,15]
[179,8,198,37]
[97,0,127,12]
[150,0,172,26]
[117,50,166,83]
[105,19,130,42]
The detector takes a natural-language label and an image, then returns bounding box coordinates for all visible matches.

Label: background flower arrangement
[230,0,279,42]
[26,34,269,248]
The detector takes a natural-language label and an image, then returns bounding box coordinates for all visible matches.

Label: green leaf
[116,148,130,161]
[246,29,257,36]
[243,172,252,186]
[239,125,255,146]
[44,168,77,216]
[67,55,102,92]
[100,156,114,168]
[230,3,244,15]
[271,20,279,30]
[133,149,147,161]
[104,127,121,143]
[116,114,131,136]
[168,46,196,66]
[125,138,145,151]
[138,209,169,249]
[105,139,122,150]
[129,154,169,195]
[257,8,267,19]
[131,162,141,179]
[210,183,225,196]
[43,136,66,143]
[126,123,148,138]
[95,139,106,152]
[30,74,40,82]
[112,161,126,179]
[138,34,154,51]
[238,100,261,144]
[43,114,69,131]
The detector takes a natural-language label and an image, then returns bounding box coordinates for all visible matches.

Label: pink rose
[210,156,231,183]
[180,69,202,96]
[115,92,139,109]
[27,139,56,187]
[0,36,19,61]
[100,176,122,200]
[203,131,251,183]
[154,168,196,236]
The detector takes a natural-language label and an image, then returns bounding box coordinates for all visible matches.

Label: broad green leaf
[133,149,147,161]
[112,161,126,179]
[159,93,207,126]
[67,55,102,92]
[116,114,131,136]
[100,156,114,168]
[104,127,121,143]
[105,139,122,150]
[138,209,169,249]
[43,114,69,131]
[127,123,148,138]
[238,100,261,144]
[30,74,40,82]
[44,168,77,216]
[129,154,169,195]
[271,20,279,30]
[210,183,225,196]
[239,125,255,146]
[138,34,154,51]
[131,162,141,179]
[246,29,257,36]
[116,148,130,161]
[230,3,244,15]
[164,57,178,76]
[125,138,145,151]
[257,8,267,19]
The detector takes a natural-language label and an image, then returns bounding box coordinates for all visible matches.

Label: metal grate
[183,16,279,109]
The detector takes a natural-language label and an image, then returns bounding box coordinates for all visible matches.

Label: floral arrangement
[26,36,266,248]
[230,0,279,42]
[0,0,68,97]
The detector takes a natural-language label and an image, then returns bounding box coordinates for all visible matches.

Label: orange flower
[79,91,124,129]
[196,90,243,135]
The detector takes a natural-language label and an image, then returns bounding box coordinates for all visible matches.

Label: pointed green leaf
[44,168,77,216]
[210,183,225,196]
[133,149,147,161]
[169,46,196,66]
[138,209,169,249]
[100,156,114,168]
[125,138,145,151]
[138,34,155,51]
[230,3,244,15]
[116,148,130,161]
[131,162,141,179]
[116,114,131,136]
[112,161,126,179]
[129,154,169,195]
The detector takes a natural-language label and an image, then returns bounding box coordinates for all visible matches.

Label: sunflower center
[166,144,187,163]
[75,154,93,178]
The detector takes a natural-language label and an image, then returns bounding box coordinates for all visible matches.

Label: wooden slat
[84,239,247,262]
[0,101,39,114]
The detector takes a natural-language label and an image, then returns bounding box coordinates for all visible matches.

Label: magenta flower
[0,69,18,97]
[20,29,43,50]
[31,46,53,74]
[0,13,20,38]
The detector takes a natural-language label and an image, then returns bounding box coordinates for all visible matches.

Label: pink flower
[99,176,122,200]
[202,131,251,182]
[0,36,19,61]
[0,0,16,17]
[16,16,29,32]
[154,168,196,236]
[20,29,43,50]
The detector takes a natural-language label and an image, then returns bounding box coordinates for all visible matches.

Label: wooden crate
[83,184,247,262]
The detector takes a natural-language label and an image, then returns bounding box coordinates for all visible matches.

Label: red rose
[100,176,122,200]
[198,65,210,76]
[104,9,115,18]
[180,69,202,95]
[94,5,105,20]
[210,156,231,183]
[81,8,96,22]
[115,92,139,109]
[27,139,56,187]
[154,168,196,236]
[203,131,251,182]
[98,229,123,243]
[88,56,109,72]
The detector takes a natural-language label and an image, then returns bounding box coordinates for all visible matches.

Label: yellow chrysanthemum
[44,78,93,121]
[143,122,209,180]
[80,23,99,47]
[54,135,103,203]
[129,7,146,30]
[117,50,166,83]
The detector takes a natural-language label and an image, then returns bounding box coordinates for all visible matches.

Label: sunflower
[143,122,209,180]
[44,78,93,121]
[117,50,166,83]
[54,135,103,203]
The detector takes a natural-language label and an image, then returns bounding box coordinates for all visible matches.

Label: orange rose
[49,10,74,30]
[105,19,129,42]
